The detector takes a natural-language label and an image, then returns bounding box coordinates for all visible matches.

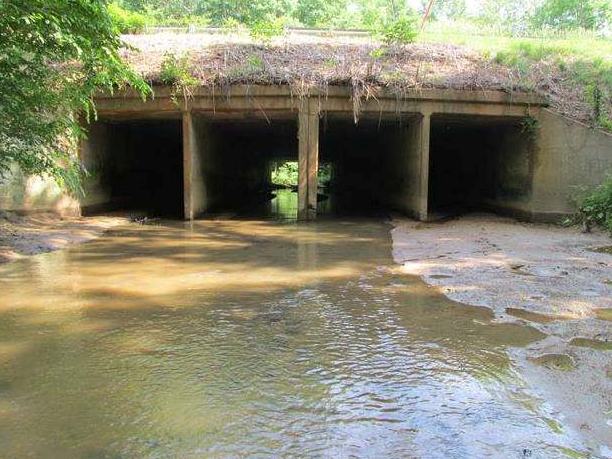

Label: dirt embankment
[0,212,128,263]
[392,214,612,451]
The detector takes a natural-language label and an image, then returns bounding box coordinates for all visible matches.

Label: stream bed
[0,218,602,458]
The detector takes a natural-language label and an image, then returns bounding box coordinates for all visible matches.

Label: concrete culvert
[428,115,533,220]
[189,114,298,218]
[82,118,184,218]
[319,113,421,217]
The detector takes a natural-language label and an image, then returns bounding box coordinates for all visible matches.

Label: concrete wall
[191,116,210,217]
[483,123,534,217]
[0,165,80,216]
[80,122,113,212]
[531,109,612,221]
[404,116,427,217]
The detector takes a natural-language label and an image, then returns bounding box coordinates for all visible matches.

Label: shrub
[248,17,286,43]
[220,17,246,34]
[573,175,612,234]
[108,3,147,34]
[159,53,198,102]
[150,14,210,28]
[380,15,419,45]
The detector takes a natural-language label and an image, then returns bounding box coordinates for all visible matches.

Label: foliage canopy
[531,0,611,31]
[0,0,149,192]
[114,0,611,33]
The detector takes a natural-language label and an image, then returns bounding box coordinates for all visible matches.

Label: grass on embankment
[419,21,612,131]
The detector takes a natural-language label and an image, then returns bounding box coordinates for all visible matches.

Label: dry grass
[123,33,522,92]
[120,32,606,126]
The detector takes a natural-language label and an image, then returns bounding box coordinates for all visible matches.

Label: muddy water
[0,219,596,458]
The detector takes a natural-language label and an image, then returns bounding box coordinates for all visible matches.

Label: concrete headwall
[0,165,80,216]
[532,109,612,221]
[80,122,113,212]
[6,87,611,222]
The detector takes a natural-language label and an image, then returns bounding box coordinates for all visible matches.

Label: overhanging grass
[419,21,612,131]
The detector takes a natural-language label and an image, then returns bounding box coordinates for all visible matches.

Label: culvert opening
[195,115,298,218]
[428,115,533,219]
[82,118,184,218]
[319,114,419,216]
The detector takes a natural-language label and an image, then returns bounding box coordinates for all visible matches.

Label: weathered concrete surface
[71,85,612,220]
[298,98,319,220]
[80,122,113,212]
[189,115,211,218]
[0,167,80,217]
[532,109,612,221]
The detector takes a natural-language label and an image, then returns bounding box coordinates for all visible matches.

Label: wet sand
[392,213,612,452]
[0,212,128,263]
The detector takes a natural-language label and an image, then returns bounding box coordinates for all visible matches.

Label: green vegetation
[530,0,610,31]
[159,53,198,102]
[0,0,149,192]
[270,162,333,188]
[108,3,148,33]
[379,15,419,45]
[572,175,612,234]
[418,21,611,131]
[248,17,286,42]
[112,0,610,33]
[271,161,298,187]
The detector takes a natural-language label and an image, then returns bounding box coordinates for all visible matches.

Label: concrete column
[298,98,319,220]
[417,112,432,221]
[182,111,195,220]
[182,111,209,220]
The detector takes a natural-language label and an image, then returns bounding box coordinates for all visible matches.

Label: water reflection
[0,219,590,458]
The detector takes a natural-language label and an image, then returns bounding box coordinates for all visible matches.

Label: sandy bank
[0,212,128,263]
[392,214,612,452]
[392,214,611,322]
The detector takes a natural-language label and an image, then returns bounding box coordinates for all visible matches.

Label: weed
[159,53,198,103]
[520,116,539,137]
[380,16,418,45]
[570,175,612,234]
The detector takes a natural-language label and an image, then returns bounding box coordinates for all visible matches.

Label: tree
[475,0,532,33]
[433,0,467,20]
[294,0,346,27]
[0,0,149,192]
[530,0,611,31]
[354,0,418,30]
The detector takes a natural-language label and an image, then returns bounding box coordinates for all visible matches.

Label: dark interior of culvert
[82,112,533,221]
[428,115,533,219]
